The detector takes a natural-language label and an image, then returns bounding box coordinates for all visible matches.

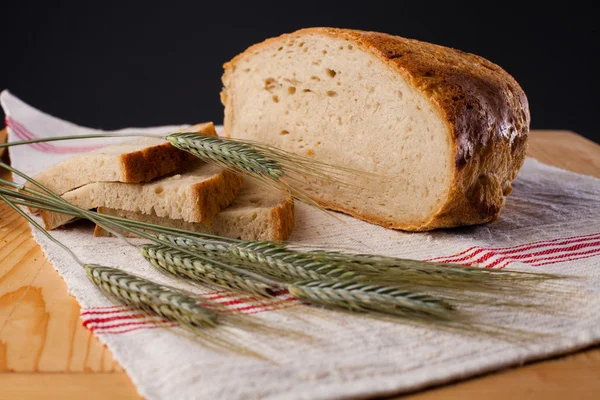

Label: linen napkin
[2,90,600,400]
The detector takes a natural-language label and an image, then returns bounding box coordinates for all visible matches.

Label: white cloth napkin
[2,90,600,400]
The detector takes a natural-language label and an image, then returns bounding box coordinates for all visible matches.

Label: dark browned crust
[0,127,7,158]
[268,196,295,241]
[191,170,243,225]
[222,28,529,231]
[121,122,219,183]
[120,141,192,182]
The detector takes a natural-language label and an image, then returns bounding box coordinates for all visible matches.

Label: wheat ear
[165,132,379,211]
[167,133,285,181]
[156,235,558,290]
[86,264,218,328]
[288,280,456,320]
[141,245,278,297]
[0,193,220,329]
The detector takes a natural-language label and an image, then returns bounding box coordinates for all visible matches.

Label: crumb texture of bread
[221,28,529,231]
[94,179,295,241]
[27,122,218,197]
[40,162,242,230]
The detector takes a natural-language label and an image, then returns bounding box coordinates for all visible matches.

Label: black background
[1,2,598,143]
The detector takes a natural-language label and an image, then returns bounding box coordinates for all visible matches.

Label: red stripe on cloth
[82,313,152,328]
[434,235,600,265]
[533,251,600,267]
[428,232,600,263]
[7,117,60,151]
[8,119,54,152]
[86,320,176,332]
[530,247,600,266]
[6,116,105,153]
[80,308,138,316]
[481,240,600,269]
[9,116,104,152]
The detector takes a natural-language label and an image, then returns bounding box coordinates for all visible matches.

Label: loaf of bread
[93,179,295,241]
[28,122,217,197]
[39,162,242,229]
[221,28,529,231]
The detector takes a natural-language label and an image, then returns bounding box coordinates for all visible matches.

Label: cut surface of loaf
[221,28,529,231]
[28,122,217,197]
[94,179,295,241]
[40,162,242,230]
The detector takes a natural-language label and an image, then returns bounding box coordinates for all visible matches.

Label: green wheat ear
[165,132,381,214]
[141,245,279,297]
[86,264,218,329]
[0,163,569,339]
[167,133,286,181]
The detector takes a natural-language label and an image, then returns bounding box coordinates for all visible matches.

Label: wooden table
[0,130,599,399]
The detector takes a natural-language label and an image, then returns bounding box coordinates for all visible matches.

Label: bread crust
[92,190,295,242]
[222,28,529,231]
[120,122,218,182]
[268,196,295,241]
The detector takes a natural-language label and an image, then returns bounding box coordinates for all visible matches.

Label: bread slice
[221,28,529,231]
[27,122,217,197]
[39,162,242,230]
[93,179,295,241]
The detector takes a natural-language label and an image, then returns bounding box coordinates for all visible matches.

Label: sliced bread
[221,28,529,231]
[39,162,243,230]
[94,179,295,241]
[27,122,217,197]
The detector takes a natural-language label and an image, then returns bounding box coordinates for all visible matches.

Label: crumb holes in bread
[326,90,338,97]
[154,186,164,195]
[272,95,279,103]
[310,76,320,82]
[280,130,290,135]
[287,86,296,95]
[325,68,337,78]
[303,89,313,93]
[264,78,276,91]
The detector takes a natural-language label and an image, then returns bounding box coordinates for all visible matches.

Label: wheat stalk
[86,264,218,329]
[1,131,373,210]
[155,234,558,291]
[288,280,455,320]
[167,132,285,181]
[140,241,462,323]
[0,192,219,330]
[141,245,278,297]
[0,165,566,334]
[165,132,379,210]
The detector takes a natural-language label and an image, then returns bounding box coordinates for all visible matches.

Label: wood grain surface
[0,130,599,399]
[0,128,6,157]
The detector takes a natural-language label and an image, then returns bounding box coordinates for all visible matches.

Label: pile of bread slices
[31,122,294,241]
